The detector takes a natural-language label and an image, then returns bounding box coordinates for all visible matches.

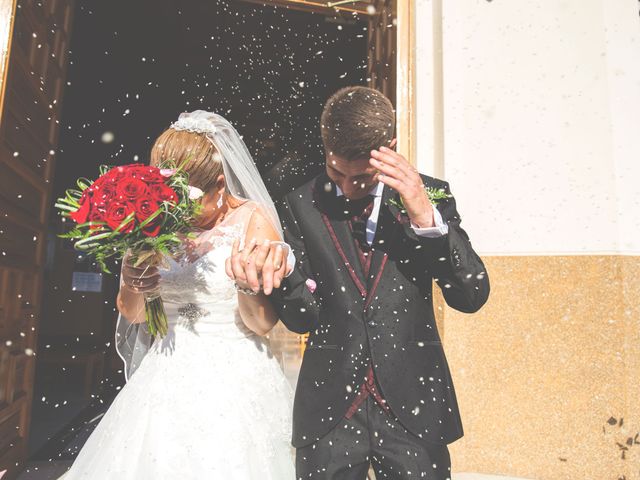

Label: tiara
[170,113,217,137]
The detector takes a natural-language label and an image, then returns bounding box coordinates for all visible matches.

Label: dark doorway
[52,0,369,202]
[27,0,368,471]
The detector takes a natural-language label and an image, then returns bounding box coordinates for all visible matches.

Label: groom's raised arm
[391,178,490,314]
[270,195,321,334]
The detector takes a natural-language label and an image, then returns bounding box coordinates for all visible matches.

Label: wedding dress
[62,203,295,479]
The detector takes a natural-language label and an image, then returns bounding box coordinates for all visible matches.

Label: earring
[216,194,223,209]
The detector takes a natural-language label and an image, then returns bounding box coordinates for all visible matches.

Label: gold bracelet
[235,283,259,296]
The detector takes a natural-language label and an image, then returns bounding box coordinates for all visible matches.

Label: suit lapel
[314,175,367,299]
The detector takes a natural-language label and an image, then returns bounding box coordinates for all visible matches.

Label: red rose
[91,173,109,189]
[88,209,106,231]
[148,183,178,204]
[135,197,160,220]
[105,166,128,182]
[135,197,163,237]
[91,193,109,218]
[116,177,148,202]
[105,201,135,233]
[70,191,91,224]
[69,197,91,223]
[141,216,162,237]
[91,181,117,209]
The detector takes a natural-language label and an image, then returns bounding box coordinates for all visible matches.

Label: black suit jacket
[271,172,490,448]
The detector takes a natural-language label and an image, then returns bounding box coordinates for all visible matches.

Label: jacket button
[368,320,378,328]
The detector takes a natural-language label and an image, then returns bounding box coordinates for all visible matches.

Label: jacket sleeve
[269,194,321,334]
[391,179,490,314]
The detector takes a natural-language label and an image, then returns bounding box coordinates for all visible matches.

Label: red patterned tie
[350,195,375,254]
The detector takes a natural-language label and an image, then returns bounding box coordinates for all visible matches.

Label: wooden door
[0,0,73,477]
[367,0,396,101]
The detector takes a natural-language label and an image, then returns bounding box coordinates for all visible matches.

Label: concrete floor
[15,462,532,480]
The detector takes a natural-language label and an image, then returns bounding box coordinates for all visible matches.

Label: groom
[269,86,490,479]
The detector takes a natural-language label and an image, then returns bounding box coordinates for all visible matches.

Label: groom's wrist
[410,213,435,229]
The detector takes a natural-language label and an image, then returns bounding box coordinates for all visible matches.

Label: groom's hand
[226,238,289,295]
[369,141,435,228]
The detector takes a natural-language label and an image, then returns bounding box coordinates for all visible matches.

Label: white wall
[415,0,640,255]
[603,2,640,254]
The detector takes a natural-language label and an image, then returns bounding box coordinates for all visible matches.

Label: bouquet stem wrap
[133,249,170,337]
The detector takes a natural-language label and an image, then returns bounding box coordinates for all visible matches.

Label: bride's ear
[214,174,226,209]
[215,174,225,194]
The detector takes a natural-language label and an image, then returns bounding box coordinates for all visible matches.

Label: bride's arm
[116,253,160,323]
[233,210,283,336]
[116,286,146,324]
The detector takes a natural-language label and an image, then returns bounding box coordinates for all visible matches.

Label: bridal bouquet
[55,163,203,337]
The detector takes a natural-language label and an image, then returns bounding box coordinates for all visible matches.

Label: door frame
[395,0,416,168]
[239,0,371,15]
[0,0,17,122]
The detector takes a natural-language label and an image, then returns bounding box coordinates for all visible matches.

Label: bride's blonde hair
[150,128,224,192]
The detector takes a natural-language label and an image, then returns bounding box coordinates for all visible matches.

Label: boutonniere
[386,186,452,212]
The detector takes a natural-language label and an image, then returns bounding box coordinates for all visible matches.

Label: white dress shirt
[336,182,449,245]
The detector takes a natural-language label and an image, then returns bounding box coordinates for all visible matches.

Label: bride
[62,111,296,479]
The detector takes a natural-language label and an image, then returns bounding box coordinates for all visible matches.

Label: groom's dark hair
[320,86,395,161]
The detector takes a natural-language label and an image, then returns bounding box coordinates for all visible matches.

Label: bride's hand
[121,252,161,294]
[226,238,288,295]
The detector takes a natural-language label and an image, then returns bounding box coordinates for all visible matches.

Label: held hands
[369,140,435,228]
[225,238,291,296]
[121,252,160,294]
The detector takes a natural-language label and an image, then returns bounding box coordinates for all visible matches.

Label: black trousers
[296,396,452,480]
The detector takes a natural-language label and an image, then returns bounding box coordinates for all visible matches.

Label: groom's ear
[389,138,397,150]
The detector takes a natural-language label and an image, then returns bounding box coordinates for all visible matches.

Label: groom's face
[325,153,379,200]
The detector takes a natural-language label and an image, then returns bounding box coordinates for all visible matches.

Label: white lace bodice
[160,222,241,305]
[157,205,255,338]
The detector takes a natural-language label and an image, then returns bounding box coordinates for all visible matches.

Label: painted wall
[416,0,640,256]
[414,1,640,479]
